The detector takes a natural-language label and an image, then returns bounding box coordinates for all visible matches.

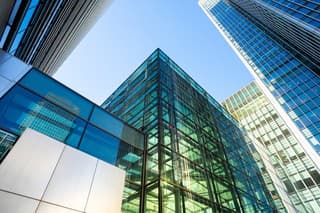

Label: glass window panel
[0,86,85,147]
[161,182,184,212]
[79,124,120,164]
[0,26,11,48]
[79,124,143,184]
[19,70,93,119]
[121,181,141,212]
[184,195,213,213]
[90,106,144,150]
[145,183,159,212]
[9,0,39,53]
[146,146,158,183]
[0,129,17,162]
[8,0,22,25]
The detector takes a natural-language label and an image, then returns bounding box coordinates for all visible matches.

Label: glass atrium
[103,49,276,212]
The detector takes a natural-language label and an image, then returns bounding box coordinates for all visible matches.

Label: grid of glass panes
[222,85,290,212]
[7,0,40,54]
[203,0,320,155]
[103,49,276,212]
[227,0,320,73]
[261,0,320,28]
[223,82,320,212]
[103,51,160,212]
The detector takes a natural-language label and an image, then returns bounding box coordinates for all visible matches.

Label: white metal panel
[36,202,81,213]
[0,128,127,212]
[85,160,125,213]
[0,128,65,199]
[43,146,97,211]
[0,191,39,213]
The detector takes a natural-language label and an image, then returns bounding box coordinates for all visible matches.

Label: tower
[223,81,320,211]
[199,0,320,177]
[0,0,111,75]
[103,49,276,212]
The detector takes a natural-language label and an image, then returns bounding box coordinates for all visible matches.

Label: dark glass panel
[0,129,17,162]
[9,0,40,53]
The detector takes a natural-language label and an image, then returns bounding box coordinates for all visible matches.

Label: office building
[223,81,320,212]
[0,50,144,212]
[218,0,320,69]
[199,0,320,168]
[103,49,277,212]
[0,0,112,75]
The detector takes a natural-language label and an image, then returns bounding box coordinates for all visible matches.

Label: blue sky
[54,0,253,105]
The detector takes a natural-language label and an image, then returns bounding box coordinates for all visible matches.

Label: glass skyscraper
[0,0,111,75]
[199,0,320,175]
[223,81,320,212]
[222,0,320,69]
[103,49,276,212]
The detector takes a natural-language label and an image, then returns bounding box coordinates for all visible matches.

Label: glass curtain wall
[223,82,320,212]
[199,0,320,157]
[103,49,276,212]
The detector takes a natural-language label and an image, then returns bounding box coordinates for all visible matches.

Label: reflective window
[0,86,85,147]
[20,70,93,119]
[90,107,124,138]
[9,0,40,53]
[79,124,143,181]
[90,106,144,149]
[79,124,120,164]
[0,129,17,162]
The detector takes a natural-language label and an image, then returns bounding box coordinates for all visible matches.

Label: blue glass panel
[8,0,22,25]
[90,106,144,149]
[0,86,85,147]
[79,124,120,164]
[18,7,36,31]
[0,26,11,48]
[9,31,25,54]
[9,0,40,53]
[20,70,93,119]
[29,0,40,8]
[79,124,143,183]
[90,106,124,136]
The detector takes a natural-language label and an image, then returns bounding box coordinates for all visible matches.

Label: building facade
[223,81,320,212]
[0,0,112,75]
[223,0,320,69]
[0,52,145,212]
[199,0,320,169]
[0,128,126,213]
[103,49,277,212]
